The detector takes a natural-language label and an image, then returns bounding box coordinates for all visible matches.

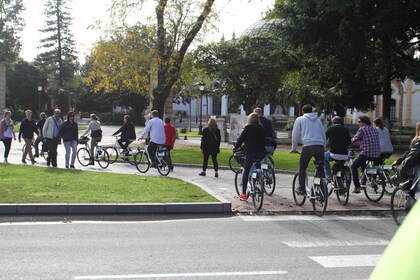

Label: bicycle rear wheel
[77,147,91,167]
[22,144,36,160]
[105,147,118,164]
[311,181,328,217]
[343,166,351,189]
[383,169,396,195]
[335,175,350,206]
[263,165,276,196]
[156,152,170,176]
[252,177,264,212]
[364,174,385,202]
[229,154,243,174]
[96,149,110,169]
[234,171,243,196]
[390,187,409,226]
[134,151,150,173]
[292,173,306,206]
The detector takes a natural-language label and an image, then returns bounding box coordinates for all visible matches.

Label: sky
[20,0,275,63]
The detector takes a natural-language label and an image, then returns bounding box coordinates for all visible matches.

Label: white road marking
[239,215,388,222]
[310,254,381,268]
[74,270,288,279]
[283,239,389,248]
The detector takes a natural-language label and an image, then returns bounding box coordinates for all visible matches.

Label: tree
[0,0,24,62]
[36,0,78,88]
[110,0,216,118]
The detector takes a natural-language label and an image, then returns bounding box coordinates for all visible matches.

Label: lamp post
[68,92,74,112]
[198,83,205,135]
[37,85,42,113]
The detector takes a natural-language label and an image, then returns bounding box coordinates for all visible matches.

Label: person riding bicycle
[253,107,276,153]
[291,104,326,196]
[234,113,267,201]
[349,115,380,193]
[80,113,102,165]
[138,110,165,168]
[373,117,394,166]
[112,115,136,157]
[324,116,351,180]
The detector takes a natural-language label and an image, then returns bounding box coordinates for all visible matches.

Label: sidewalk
[0,126,393,215]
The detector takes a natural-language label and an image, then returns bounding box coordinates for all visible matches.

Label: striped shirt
[351,125,380,158]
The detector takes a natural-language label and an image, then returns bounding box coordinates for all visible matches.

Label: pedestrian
[163,116,176,171]
[59,111,78,168]
[199,118,221,177]
[43,109,63,167]
[34,112,46,158]
[291,104,326,195]
[138,110,165,167]
[80,114,102,165]
[112,115,136,157]
[0,110,16,163]
[373,117,393,165]
[323,116,351,179]
[19,109,38,164]
[350,115,380,193]
[233,113,266,201]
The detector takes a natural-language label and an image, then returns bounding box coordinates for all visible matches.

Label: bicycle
[292,158,328,217]
[390,176,418,226]
[105,136,138,165]
[327,151,352,205]
[359,159,386,202]
[76,136,110,169]
[375,157,398,194]
[22,140,47,161]
[134,139,171,176]
[234,158,266,211]
[229,149,245,174]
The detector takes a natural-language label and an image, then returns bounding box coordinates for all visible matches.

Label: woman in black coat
[59,111,78,168]
[199,118,221,177]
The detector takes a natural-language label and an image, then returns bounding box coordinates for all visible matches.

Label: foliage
[0,0,24,62]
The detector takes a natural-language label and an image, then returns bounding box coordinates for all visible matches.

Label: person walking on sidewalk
[0,110,16,163]
[138,110,165,168]
[59,111,78,168]
[163,116,176,171]
[112,115,136,157]
[350,115,380,193]
[291,104,326,195]
[19,110,38,164]
[34,112,46,158]
[80,113,102,165]
[43,109,63,167]
[199,118,221,177]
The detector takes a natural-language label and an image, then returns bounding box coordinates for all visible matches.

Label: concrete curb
[0,202,232,215]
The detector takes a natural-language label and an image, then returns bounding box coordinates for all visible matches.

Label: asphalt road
[0,214,397,279]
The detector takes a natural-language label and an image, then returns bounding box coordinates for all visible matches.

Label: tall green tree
[36,0,77,87]
[0,0,24,62]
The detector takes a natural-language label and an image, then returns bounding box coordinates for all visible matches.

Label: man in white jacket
[291,105,326,195]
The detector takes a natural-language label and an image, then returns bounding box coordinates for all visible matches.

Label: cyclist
[138,110,165,167]
[291,104,326,195]
[112,115,136,158]
[233,113,266,201]
[324,116,351,180]
[349,115,380,193]
[373,117,393,165]
[80,113,102,165]
[34,112,46,158]
[253,107,276,153]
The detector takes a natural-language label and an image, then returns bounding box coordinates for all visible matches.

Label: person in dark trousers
[112,115,136,157]
[0,110,16,163]
[234,113,267,201]
[138,110,165,167]
[43,109,63,167]
[199,118,221,178]
[59,111,78,168]
[34,112,46,158]
[163,116,176,171]
[80,113,102,165]
[19,110,39,164]
[253,107,276,153]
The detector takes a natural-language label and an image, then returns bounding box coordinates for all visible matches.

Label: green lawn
[0,164,217,203]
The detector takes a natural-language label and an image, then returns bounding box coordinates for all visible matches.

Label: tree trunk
[381,40,392,121]
[152,87,171,119]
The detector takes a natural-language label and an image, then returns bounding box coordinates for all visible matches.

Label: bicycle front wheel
[234,171,243,196]
[105,147,118,164]
[292,173,306,206]
[156,153,170,176]
[383,169,396,195]
[364,174,385,202]
[96,150,110,169]
[391,187,409,226]
[229,154,243,174]
[252,177,264,212]
[263,166,276,196]
[22,144,36,160]
[311,181,328,217]
[77,148,91,167]
[335,175,349,206]
[135,151,150,173]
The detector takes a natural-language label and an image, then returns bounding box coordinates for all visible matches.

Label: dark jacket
[59,121,79,142]
[401,138,420,176]
[235,124,266,155]
[37,119,46,136]
[259,116,274,138]
[326,124,351,155]
[113,122,136,141]
[19,118,38,140]
[200,127,221,155]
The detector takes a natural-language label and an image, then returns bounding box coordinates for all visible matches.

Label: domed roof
[241,19,282,38]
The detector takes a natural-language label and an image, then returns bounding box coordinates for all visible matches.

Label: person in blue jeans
[59,111,78,168]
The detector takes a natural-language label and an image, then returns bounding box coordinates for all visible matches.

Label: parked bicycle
[77,136,110,169]
[105,135,138,165]
[292,158,328,217]
[134,139,171,176]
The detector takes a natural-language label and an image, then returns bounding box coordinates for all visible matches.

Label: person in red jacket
[163,117,176,171]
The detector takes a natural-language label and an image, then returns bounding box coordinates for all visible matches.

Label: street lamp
[198,83,205,135]
[37,85,43,113]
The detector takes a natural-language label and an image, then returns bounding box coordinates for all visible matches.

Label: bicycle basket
[79,136,90,144]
